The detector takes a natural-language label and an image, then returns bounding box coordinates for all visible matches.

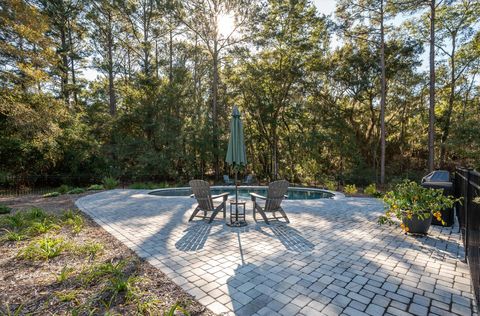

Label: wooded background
[1,0,479,186]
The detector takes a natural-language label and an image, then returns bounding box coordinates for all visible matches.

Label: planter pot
[402,214,432,234]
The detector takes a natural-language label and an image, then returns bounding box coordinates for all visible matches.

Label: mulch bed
[0,193,215,316]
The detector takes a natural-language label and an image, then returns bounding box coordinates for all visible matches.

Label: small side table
[228,199,248,227]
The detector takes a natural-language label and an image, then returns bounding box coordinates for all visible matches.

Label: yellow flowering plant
[378,180,460,233]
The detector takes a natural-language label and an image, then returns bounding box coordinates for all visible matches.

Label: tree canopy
[1,0,479,185]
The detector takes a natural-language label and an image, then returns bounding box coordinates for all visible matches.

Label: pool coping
[148,185,345,200]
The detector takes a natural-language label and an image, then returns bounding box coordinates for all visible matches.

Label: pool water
[149,186,334,200]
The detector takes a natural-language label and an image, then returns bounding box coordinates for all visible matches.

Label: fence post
[463,169,470,261]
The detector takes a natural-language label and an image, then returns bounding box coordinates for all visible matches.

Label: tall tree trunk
[379,0,386,186]
[33,43,41,92]
[107,12,116,116]
[440,36,456,167]
[272,125,278,180]
[155,40,159,79]
[169,27,173,83]
[193,35,198,106]
[127,46,132,80]
[142,2,150,77]
[67,18,78,105]
[462,74,476,120]
[428,0,436,172]
[60,26,69,104]
[212,45,219,180]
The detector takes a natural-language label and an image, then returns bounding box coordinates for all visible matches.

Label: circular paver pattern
[76,189,476,316]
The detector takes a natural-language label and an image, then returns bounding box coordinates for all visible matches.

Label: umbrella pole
[235,170,238,222]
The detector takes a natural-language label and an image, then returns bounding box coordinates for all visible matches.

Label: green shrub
[102,177,119,190]
[62,210,84,233]
[43,191,61,198]
[165,303,189,316]
[3,231,26,241]
[74,241,104,257]
[0,208,60,241]
[107,275,142,304]
[28,218,59,235]
[19,236,67,260]
[79,260,127,285]
[344,184,357,195]
[67,187,85,194]
[87,184,104,191]
[364,184,378,196]
[1,212,25,230]
[0,204,11,214]
[324,180,337,191]
[55,290,79,302]
[56,266,75,283]
[128,182,167,189]
[58,185,71,194]
[136,297,161,315]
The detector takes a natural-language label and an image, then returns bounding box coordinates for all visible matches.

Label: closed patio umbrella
[225,106,247,227]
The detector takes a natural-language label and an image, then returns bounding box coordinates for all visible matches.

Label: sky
[313,0,337,15]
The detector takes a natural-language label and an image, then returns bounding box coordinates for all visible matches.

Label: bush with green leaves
[0,204,11,214]
[79,260,127,285]
[344,184,357,195]
[57,185,71,194]
[56,266,75,283]
[1,208,50,238]
[364,184,378,196]
[43,192,61,198]
[74,241,104,257]
[128,182,168,189]
[28,218,60,235]
[67,187,85,194]
[1,208,62,241]
[164,303,189,316]
[323,180,337,191]
[19,236,67,260]
[87,184,104,191]
[4,231,25,241]
[102,177,119,190]
[62,210,84,233]
[55,290,79,303]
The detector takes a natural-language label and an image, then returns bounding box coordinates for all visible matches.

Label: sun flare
[217,12,235,37]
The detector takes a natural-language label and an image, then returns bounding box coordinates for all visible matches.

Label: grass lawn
[0,193,213,316]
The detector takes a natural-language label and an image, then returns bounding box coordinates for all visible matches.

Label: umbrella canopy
[225,106,248,227]
[226,106,247,168]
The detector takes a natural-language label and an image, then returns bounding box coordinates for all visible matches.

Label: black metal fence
[454,167,480,304]
[0,175,102,196]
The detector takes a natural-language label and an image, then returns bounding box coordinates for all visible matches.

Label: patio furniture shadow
[258,223,315,253]
[175,222,214,251]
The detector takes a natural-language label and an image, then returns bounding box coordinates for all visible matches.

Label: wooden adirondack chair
[243,174,253,185]
[223,175,234,185]
[189,180,229,223]
[250,180,290,224]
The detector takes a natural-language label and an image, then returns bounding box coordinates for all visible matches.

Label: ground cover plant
[0,194,212,316]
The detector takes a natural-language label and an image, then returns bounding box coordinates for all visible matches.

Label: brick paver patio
[76,190,476,316]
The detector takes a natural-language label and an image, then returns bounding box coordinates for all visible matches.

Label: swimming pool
[149,186,337,200]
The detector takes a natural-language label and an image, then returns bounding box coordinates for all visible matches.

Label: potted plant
[378,180,459,234]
